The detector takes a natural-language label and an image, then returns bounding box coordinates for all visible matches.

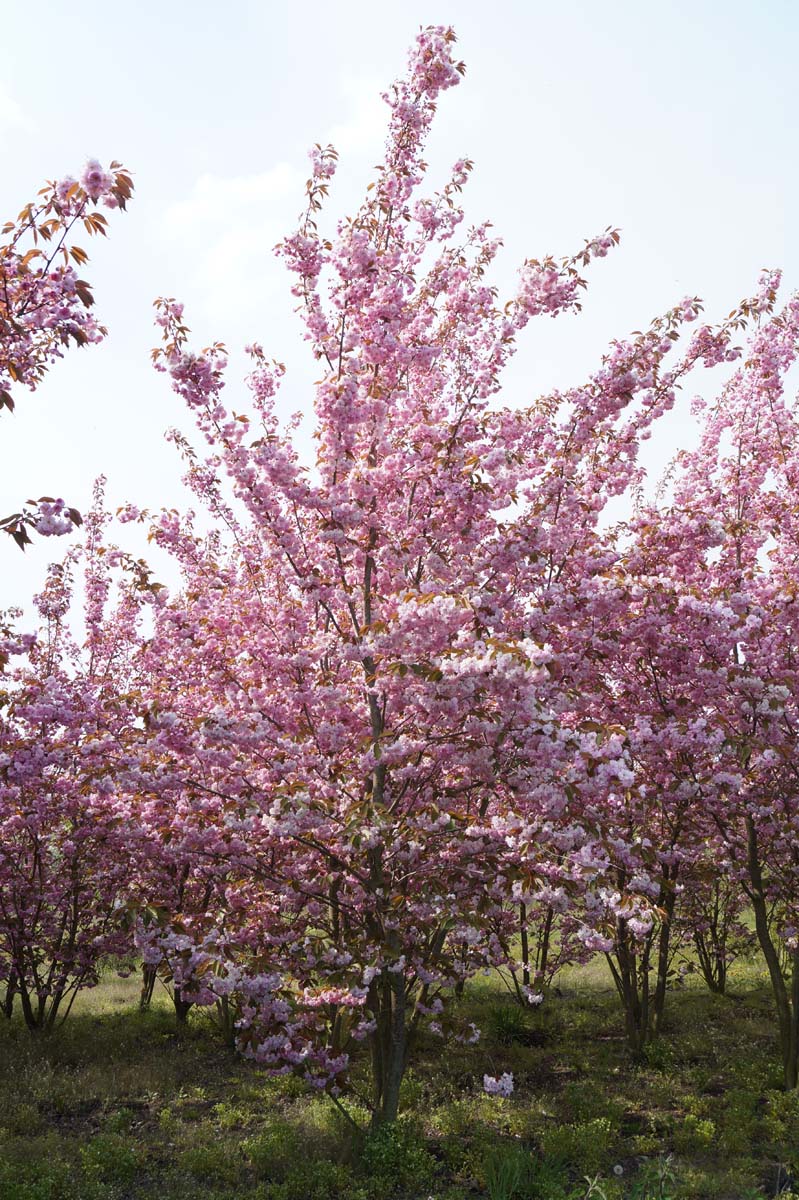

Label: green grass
[0,959,797,1199]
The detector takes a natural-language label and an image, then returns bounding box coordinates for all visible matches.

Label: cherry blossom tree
[0,160,133,548]
[687,293,799,1089]
[520,269,790,1055]
[120,26,638,1125]
[612,282,799,1082]
[0,485,150,1029]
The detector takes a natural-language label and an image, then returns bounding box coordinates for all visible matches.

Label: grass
[0,957,798,1199]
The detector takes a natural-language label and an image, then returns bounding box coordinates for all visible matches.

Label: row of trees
[2,27,798,1126]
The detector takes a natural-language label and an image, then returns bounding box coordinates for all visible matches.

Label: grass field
[1,956,798,1199]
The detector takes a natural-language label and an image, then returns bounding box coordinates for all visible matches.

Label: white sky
[1,0,795,615]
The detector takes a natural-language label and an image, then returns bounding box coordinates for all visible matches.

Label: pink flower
[81,159,114,202]
[55,176,78,205]
[34,499,73,537]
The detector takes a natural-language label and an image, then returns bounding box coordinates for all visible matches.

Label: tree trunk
[652,869,678,1035]
[519,902,530,993]
[1,970,17,1019]
[369,970,408,1127]
[789,948,799,1091]
[746,818,799,1089]
[694,929,727,994]
[693,880,731,994]
[215,995,236,1047]
[606,918,653,1057]
[139,963,157,1010]
[173,987,193,1028]
[16,980,45,1033]
[538,904,554,989]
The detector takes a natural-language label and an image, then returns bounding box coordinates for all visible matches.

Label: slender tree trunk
[17,981,43,1033]
[694,929,727,994]
[693,881,730,994]
[454,942,467,999]
[653,870,678,1035]
[789,949,799,1091]
[519,903,530,993]
[362,634,411,1125]
[173,987,193,1028]
[370,1006,384,1114]
[746,818,799,1089]
[215,995,236,1047]
[383,971,407,1123]
[717,958,727,996]
[45,987,65,1033]
[139,963,157,1010]
[1,970,17,1018]
[607,919,653,1057]
[510,903,553,1006]
[538,904,554,989]
[370,972,408,1127]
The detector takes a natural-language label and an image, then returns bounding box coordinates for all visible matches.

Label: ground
[1,956,797,1199]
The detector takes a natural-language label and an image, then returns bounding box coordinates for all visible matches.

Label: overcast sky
[1,0,795,616]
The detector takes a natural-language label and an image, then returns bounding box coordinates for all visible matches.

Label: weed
[244,1121,303,1179]
[483,1141,534,1199]
[672,1113,716,1153]
[104,1105,136,1133]
[79,1132,142,1185]
[177,1140,246,1186]
[0,1102,43,1137]
[261,1159,353,1199]
[358,1119,436,1197]
[486,1003,534,1046]
[628,1154,677,1200]
[0,1147,73,1200]
[540,1118,615,1174]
